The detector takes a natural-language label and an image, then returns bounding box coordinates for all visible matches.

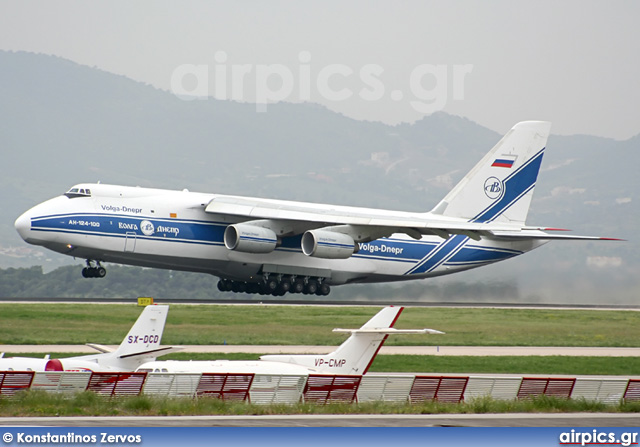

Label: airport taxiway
[1,345,638,356]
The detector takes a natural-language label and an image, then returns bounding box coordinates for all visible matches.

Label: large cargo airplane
[15,121,616,296]
[0,305,180,372]
[136,306,441,375]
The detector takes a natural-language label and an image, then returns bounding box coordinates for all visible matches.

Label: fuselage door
[124,232,137,252]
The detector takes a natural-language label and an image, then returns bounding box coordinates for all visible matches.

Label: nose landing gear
[81,260,106,278]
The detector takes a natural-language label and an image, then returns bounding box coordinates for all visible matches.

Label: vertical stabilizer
[431,121,551,225]
[111,304,170,359]
[61,304,180,371]
[260,306,442,375]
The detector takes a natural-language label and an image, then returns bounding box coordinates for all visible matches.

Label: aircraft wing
[204,195,516,235]
[205,196,620,242]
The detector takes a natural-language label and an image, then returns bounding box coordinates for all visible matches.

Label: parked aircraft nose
[14,211,31,242]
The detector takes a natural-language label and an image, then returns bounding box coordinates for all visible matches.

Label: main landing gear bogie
[81,260,106,278]
[217,274,331,296]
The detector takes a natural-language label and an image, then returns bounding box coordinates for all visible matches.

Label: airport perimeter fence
[0,371,638,404]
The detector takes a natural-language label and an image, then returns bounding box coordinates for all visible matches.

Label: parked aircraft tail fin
[260,306,443,375]
[52,304,182,372]
[431,121,551,226]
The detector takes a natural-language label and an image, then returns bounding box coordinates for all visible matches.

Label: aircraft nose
[14,211,32,241]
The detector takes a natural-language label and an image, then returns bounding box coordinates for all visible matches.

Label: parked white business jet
[0,305,181,372]
[136,306,440,375]
[15,121,616,296]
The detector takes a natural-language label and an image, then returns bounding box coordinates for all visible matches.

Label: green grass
[0,303,638,347]
[1,390,638,417]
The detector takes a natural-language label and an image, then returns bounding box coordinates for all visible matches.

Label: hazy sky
[1,0,638,139]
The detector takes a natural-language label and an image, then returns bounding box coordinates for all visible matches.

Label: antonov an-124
[15,122,617,296]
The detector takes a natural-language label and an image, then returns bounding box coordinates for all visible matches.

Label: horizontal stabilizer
[118,346,183,359]
[332,328,445,335]
[86,343,113,353]
[489,230,624,241]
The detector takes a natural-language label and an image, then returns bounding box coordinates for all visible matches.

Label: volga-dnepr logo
[140,220,155,236]
[483,176,504,200]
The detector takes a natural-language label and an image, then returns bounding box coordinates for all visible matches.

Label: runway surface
[1,345,638,356]
[1,413,639,427]
[3,297,639,310]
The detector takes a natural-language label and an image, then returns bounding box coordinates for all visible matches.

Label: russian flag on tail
[492,154,517,168]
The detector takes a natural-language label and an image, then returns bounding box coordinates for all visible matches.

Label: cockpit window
[64,187,92,198]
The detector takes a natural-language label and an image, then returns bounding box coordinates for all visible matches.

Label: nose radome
[14,211,31,241]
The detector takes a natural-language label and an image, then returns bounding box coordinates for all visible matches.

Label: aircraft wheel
[305,279,318,295]
[220,279,234,292]
[292,278,305,294]
[81,268,90,278]
[97,267,106,278]
[234,282,247,293]
[278,278,291,294]
[319,283,330,296]
[263,277,278,293]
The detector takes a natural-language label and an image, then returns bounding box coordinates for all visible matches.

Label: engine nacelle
[224,224,278,254]
[301,230,355,259]
[45,358,106,372]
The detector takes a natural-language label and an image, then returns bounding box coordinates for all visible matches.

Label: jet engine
[301,229,356,259]
[45,358,106,372]
[224,223,278,254]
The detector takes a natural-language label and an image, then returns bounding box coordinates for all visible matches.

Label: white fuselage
[136,360,318,375]
[14,184,545,286]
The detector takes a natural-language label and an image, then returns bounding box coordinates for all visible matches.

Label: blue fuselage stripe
[28,213,522,275]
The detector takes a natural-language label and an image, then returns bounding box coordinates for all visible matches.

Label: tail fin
[260,306,443,375]
[112,305,169,356]
[61,304,182,371]
[431,121,551,226]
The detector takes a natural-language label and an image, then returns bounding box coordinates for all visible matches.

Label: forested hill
[0,265,522,304]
